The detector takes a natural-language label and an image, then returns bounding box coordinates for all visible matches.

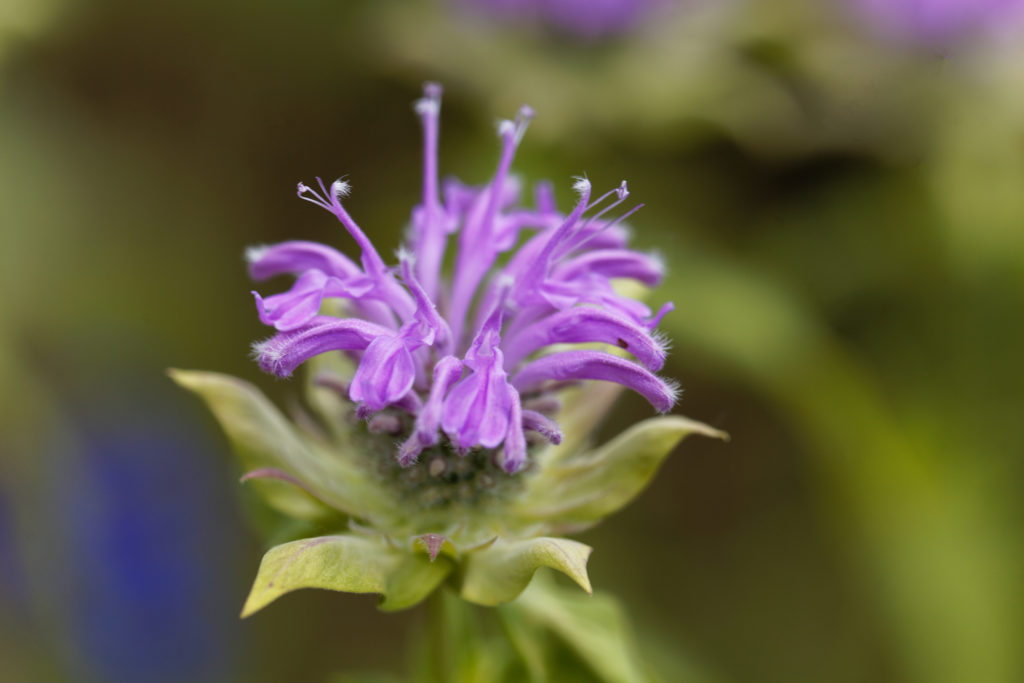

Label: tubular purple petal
[502,387,527,473]
[252,270,329,331]
[247,241,363,281]
[416,355,464,446]
[348,335,417,412]
[521,409,562,444]
[552,249,663,287]
[502,306,668,371]
[512,350,678,413]
[246,85,685,476]
[253,317,390,377]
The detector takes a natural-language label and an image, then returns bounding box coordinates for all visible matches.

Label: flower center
[352,409,528,521]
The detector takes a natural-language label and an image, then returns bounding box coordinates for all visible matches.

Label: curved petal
[512,350,678,413]
[253,317,390,377]
[415,355,464,446]
[349,335,417,412]
[503,306,667,371]
[552,248,663,287]
[442,363,513,450]
[247,240,362,280]
[253,270,329,331]
[502,386,527,473]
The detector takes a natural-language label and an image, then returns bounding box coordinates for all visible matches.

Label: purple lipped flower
[462,0,671,38]
[249,83,678,473]
[845,0,1024,44]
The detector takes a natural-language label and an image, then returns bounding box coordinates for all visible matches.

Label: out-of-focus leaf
[241,533,448,617]
[331,674,405,683]
[497,603,548,682]
[458,537,592,606]
[169,369,396,526]
[415,589,522,683]
[515,415,726,530]
[503,575,655,683]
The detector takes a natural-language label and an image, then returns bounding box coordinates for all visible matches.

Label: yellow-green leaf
[458,537,592,606]
[241,534,449,617]
[515,415,727,530]
[170,369,394,524]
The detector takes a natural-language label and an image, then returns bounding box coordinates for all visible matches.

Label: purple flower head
[249,83,678,473]
[464,0,671,38]
[846,0,1024,44]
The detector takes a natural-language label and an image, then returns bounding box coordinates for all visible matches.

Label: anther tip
[572,176,592,195]
[331,179,351,199]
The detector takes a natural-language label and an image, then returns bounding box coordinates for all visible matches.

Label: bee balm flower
[171,84,724,618]
[464,0,671,38]
[248,83,677,474]
[847,0,1024,44]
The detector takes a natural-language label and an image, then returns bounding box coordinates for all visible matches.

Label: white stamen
[414,98,439,116]
[251,339,281,364]
[497,119,516,138]
[395,246,415,266]
[616,180,629,200]
[572,175,591,196]
[244,245,269,264]
[647,250,665,275]
[513,105,534,146]
[651,329,673,353]
[331,179,351,200]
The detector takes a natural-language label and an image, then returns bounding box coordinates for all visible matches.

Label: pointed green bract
[169,369,395,524]
[458,537,592,606]
[242,535,388,616]
[515,415,727,531]
[242,533,450,617]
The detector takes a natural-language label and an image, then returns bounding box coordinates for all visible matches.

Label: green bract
[171,364,725,613]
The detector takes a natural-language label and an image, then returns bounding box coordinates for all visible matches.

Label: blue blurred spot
[62,416,239,683]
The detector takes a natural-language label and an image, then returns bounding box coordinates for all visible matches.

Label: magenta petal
[441,364,512,449]
[248,241,362,280]
[521,409,562,444]
[512,350,678,413]
[254,317,390,377]
[502,387,527,473]
[503,306,667,371]
[254,270,329,331]
[553,249,663,287]
[416,356,464,446]
[349,335,417,412]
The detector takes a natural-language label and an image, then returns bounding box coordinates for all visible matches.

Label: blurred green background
[2,0,1023,681]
